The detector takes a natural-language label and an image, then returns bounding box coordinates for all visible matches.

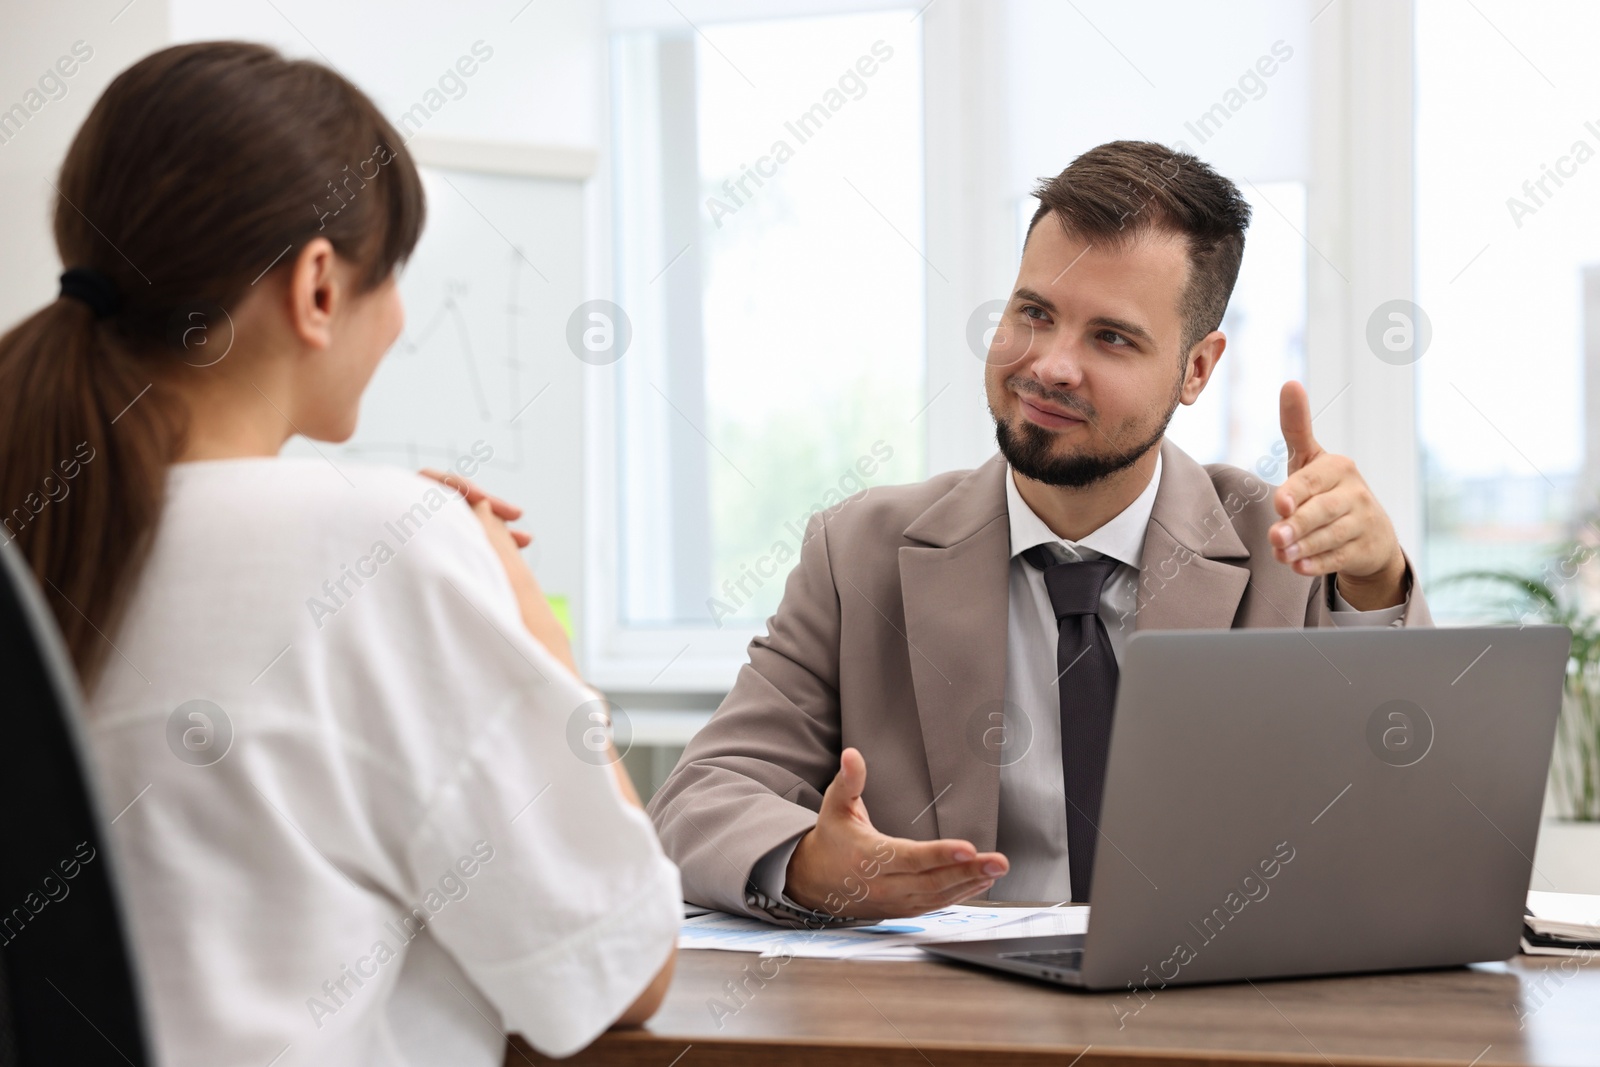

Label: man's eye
[1020,305,1046,320]
[1098,330,1131,346]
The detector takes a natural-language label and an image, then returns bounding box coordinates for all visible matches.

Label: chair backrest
[0,535,150,1066]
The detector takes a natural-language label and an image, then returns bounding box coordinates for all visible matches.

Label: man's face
[984,218,1207,488]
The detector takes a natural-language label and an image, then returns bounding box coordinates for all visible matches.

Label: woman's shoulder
[159,456,490,580]
[166,456,469,530]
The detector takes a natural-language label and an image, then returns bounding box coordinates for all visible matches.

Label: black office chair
[0,535,151,1066]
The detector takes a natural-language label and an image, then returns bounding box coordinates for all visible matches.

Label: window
[608,7,927,637]
[1415,0,1593,617]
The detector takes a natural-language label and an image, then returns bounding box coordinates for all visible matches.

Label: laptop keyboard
[998,948,1084,969]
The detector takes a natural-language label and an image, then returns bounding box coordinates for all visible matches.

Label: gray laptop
[924,625,1569,991]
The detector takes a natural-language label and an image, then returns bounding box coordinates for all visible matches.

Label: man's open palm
[784,748,1009,919]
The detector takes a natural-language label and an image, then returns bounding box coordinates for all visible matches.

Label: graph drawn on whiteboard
[346,245,541,473]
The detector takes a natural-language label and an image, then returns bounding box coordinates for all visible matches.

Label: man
[647,141,1429,925]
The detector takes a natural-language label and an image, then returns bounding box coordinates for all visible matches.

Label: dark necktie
[1022,545,1121,903]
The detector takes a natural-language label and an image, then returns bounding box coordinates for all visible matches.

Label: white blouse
[84,457,680,1066]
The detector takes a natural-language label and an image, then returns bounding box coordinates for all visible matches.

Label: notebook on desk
[1523,891,1600,956]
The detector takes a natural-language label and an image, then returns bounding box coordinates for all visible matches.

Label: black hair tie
[59,267,122,318]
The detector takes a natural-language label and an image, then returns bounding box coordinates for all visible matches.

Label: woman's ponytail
[0,295,183,688]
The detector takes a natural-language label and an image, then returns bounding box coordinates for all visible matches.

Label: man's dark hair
[1025,140,1252,356]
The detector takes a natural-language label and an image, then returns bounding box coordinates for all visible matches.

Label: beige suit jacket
[646,439,1432,919]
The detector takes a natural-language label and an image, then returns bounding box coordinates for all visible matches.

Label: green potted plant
[1444,544,1600,892]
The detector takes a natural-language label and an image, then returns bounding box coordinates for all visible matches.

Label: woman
[0,42,678,1065]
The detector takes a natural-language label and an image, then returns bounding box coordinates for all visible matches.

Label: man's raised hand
[784,747,1009,919]
[1269,381,1408,610]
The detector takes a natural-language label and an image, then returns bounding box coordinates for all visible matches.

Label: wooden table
[511,945,1600,1066]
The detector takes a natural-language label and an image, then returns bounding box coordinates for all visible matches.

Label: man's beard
[994,378,1180,489]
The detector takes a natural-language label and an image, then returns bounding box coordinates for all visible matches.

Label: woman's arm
[467,490,675,1025]
[434,472,673,1025]
[456,491,578,675]
[458,494,649,809]
[616,947,677,1027]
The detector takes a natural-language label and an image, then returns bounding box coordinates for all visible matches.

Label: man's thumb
[822,747,868,815]
[1279,380,1321,471]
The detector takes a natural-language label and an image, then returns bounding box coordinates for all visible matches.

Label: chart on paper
[679,904,1091,961]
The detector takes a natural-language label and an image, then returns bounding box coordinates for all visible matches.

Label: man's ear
[285,237,340,350]
[1178,330,1226,405]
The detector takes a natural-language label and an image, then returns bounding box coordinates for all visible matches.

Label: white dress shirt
[991,456,1408,900]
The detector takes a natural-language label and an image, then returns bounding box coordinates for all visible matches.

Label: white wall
[1002,0,1312,193]
[1,0,606,362]
[0,0,169,332]
[168,0,604,148]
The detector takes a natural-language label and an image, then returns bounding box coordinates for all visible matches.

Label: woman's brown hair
[0,41,425,690]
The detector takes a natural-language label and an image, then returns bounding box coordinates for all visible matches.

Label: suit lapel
[1134,439,1253,632]
[898,457,1011,853]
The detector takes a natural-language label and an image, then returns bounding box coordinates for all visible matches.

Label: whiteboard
[283,162,588,595]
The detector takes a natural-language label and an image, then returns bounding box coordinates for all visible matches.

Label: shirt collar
[1004,450,1163,569]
